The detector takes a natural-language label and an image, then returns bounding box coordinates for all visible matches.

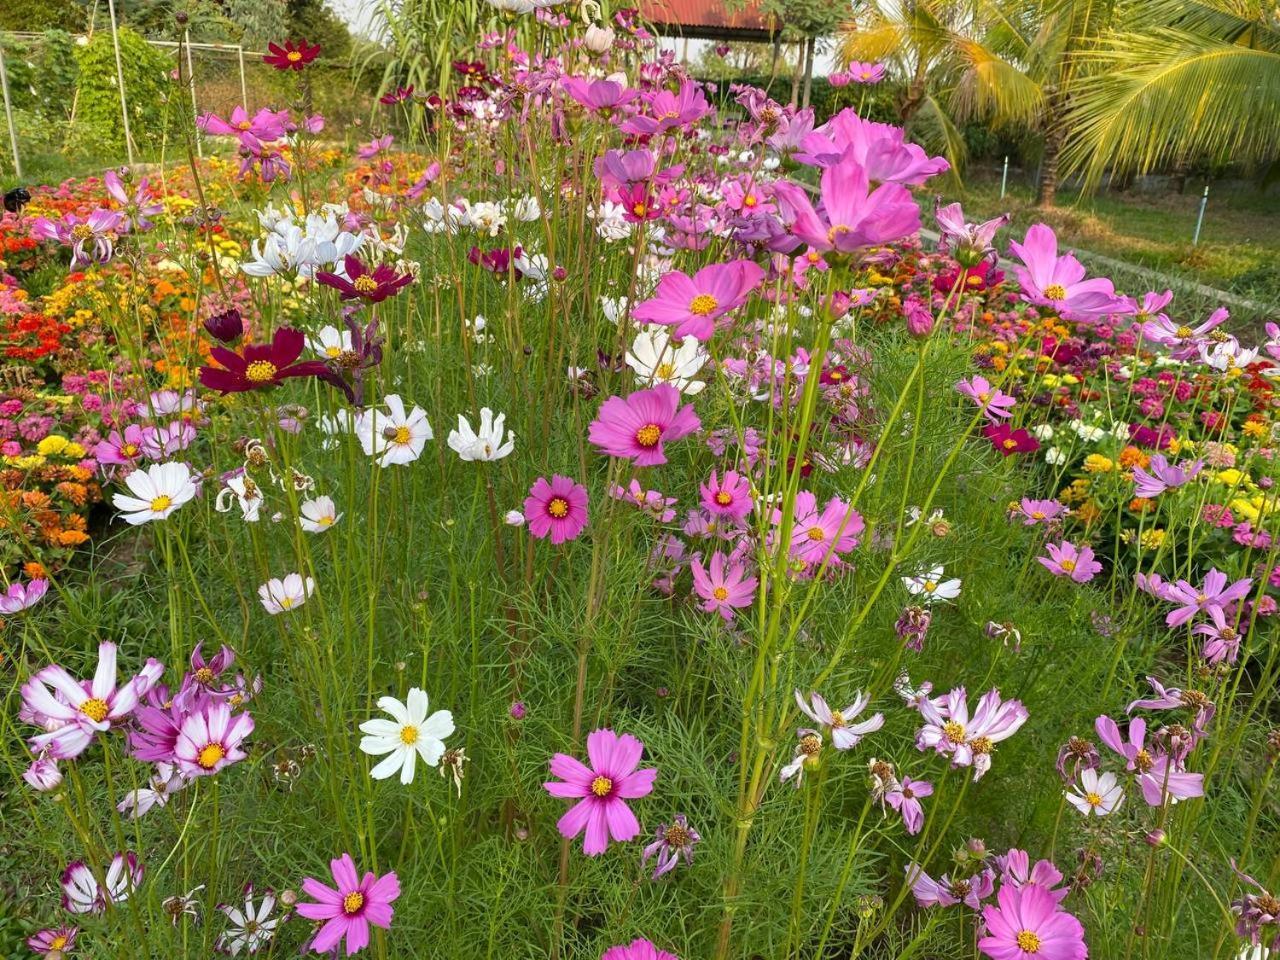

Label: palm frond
[949,38,1045,126]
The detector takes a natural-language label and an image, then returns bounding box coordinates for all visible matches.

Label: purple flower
[31,209,125,267]
[641,814,701,878]
[885,776,932,834]
[1131,454,1203,499]
[1161,568,1253,628]
[0,577,48,614]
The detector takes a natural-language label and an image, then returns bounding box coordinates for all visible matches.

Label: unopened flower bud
[1145,829,1166,847]
[203,308,244,343]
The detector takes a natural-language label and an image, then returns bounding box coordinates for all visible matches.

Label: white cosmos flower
[117,763,188,820]
[515,250,549,282]
[307,325,352,359]
[902,565,962,605]
[112,462,197,525]
[217,885,281,955]
[626,325,708,395]
[257,573,314,614]
[447,408,516,461]
[358,688,455,785]
[1045,446,1067,466]
[1065,768,1124,817]
[62,852,142,914]
[215,474,264,523]
[355,394,433,467]
[464,200,507,236]
[509,195,542,221]
[600,295,630,325]
[317,410,356,450]
[590,201,632,241]
[299,495,342,533]
[241,213,363,280]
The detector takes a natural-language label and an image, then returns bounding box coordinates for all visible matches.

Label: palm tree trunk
[1037,97,1067,207]
[801,36,816,109]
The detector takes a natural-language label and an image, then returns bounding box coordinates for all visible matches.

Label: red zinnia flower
[983,423,1040,457]
[316,256,414,303]
[263,39,321,71]
[198,327,333,393]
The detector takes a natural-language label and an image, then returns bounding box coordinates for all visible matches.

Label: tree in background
[287,0,351,60]
[0,0,83,32]
[757,0,843,108]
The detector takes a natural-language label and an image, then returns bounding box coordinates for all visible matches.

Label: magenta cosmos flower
[317,255,413,303]
[956,375,1017,421]
[543,728,657,856]
[601,939,679,960]
[199,327,334,394]
[263,38,321,70]
[631,260,765,341]
[523,475,589,544]
[691,551,757,620]
[886,775,932,835]
[785,492,864,566]
[1038,541,1103,584]
[978,882,1087,960]
[699,469,753,519]
[775,161,920,254]
[173,702,254,777]
[1009,224,1130,322]
[589,384,701,467]
[297,854,400,956]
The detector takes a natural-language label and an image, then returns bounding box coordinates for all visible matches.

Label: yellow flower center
[632,202,648,216]
[194,667,215,685]
[1031,510,1045,519]
[342,891,364,915]
[942,720,966,742]
[353,275,379,294]
[715,491,733,506]
[806,527,826,541]
[51,935,68,949]
[121,443,139,456]
[1175,325,1194,339]
[400,725,419,745]
[286,50,303,62]
[1135,748,1154,773]
[827,224,850,244]
[1016,930,1041,953]
[591,775,613,797]
[689,294,719,315]
[547,497,570,518]
[1085,791,1103,807]
[923,580,938,592]
[80,698,109,722]
[654,362,676,380]
[318,515,334,526]
[744,195,757,207]
[237,120,252,130]
[245,360,278,382]
[799,733,822,756]
[1060,559,1076,572]
[71,223,95,241]
[326,345,342,357]
[150,495,173,513]
[1043,284,1067,300]
[198,742,226,769]
[830,710,846,728]
[392,425,412,445]
[635,424,662,448]
[712,586,729,600]
[969,735,994,755]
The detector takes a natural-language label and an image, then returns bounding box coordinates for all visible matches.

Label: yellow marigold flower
[36,436,69,456]
[6,455,48,469]
[1074,500,1103,525]
[1041,374,1061,388]
[63,442,86,459]
[1083,454,1114,474]
[1214,469,1245,487]
[1060,374,1080,385]
[1230,498,1260,523]
[1242,420,1267,439]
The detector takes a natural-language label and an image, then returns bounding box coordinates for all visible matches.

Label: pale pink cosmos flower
[1,577,48,613]
[979,883,1087,960]
[297,853,400,956]
[31,209,125,267]
[543,729,657,855]
[1094,715,1205,806]
[21,641,163,759]
[1161,568,1252,627]
[912,686,1028,780]
[690,552,757,621]
[1038,541,1103,583]
[173,702,254,777]
[1009,224,1131,322]
[1141,306,1229,359]
[611,479,676,522]
[906,862,993,909]
[588,384,701,467]
[699,469,753,519]
[1131,454,1203,499]
[1192,606,1242,664]
[955,375,1017,421]
[631,260,765,341]
[1011,498,1066,526]
[1065,768,1124,818]
[794,689,883,749]
[885,775,932,834]
[935,201,1009,265]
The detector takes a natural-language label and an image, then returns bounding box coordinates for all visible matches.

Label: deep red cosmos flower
[983,423,1040,457]
[315,255,414,303]
[198,327,333,393]
[263,39,321,71]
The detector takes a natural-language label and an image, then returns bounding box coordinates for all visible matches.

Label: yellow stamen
[197,742,226,769]
[353,275,379,294]
[244,360,278,383]
[342,891,364,915]
[635,424,662,447]
[591,775,613,797]
[150,495,173,513]
[1043,284,1067,300]
[80,698,109,723]
[547,497,569,518]
[400,725,419,745]
[688,294,719,316]
[1016,930,1041,953]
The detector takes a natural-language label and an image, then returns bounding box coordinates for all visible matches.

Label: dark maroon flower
[198,327,333,394]
[203,309,244,344]
[983,423,1040,457]
[468,245,523,280]
[379,86,414,105]
[315,255,413,303]
[264,39,321,71]
[452,60,490,82]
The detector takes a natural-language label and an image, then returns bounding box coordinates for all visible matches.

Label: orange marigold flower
[1118,446,1149,469]
[56,529,90,547]
[23,561,47,579]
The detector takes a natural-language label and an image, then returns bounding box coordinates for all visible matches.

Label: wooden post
[237,45,248,110]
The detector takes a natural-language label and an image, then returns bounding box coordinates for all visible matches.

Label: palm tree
[1061,1,1280,190]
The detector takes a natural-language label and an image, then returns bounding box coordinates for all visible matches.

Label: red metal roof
[638,0,779,38]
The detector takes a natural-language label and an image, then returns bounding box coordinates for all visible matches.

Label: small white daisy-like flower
[902,565,962,605]
[358,688,455,785]
[299,496,342,533]
[355,394,432,467]
[112,462,197,525]
[447,408,516,462]
[216,884,282,955]
[215,474,264,523]
[1065,768,1124,818]
[306,324,352,359]
[257,573,315,614]
[626,325,708,395]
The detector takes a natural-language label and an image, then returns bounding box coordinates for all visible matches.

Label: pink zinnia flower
[173,702,254,777]
[691,552,757,620]
[524,475,589,544]
[1009,224,1131,322]
[699,469,753,519]
[1038,542,1103,583]
[886,775,932,834]
[588,384,701,467]
[543,728,657,856]
[601,939,679,960]
[631,260,765,341]
[297,854,400,956]
[978,882,1087,960]
[956,375,1017,421]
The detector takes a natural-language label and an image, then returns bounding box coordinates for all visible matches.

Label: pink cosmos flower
[1009,224,1131,322]
[21,641,163,759]
[588,384,701,467]
[1141,307,1229,359]
[31,209,125,267]
[795,109,949,184]
[699,469,753,519]
[1161,568,1253,627]
[935,201,1009,265]
[886,775,932,834]
[543,728,657,856]
[907,863,994,909]
[691,552,757,620]
[956,375,1017,421]
[1192,606,1242,664]
[1038,542,1103,583]
[631,260,765,341]
[995,849,1070,901]
[1131,454,1203,499]
[1011,498,1066,526]
[785,492,864,566]
[173,702,254,777]
[794,689,883,749]
[601,939,679,960]
[611,479,677,522]
[297,854,400,956]
[978,882,1087,960]
[618,80,710,135]
[1094,715,1205,806]
[524,475,589,544]
[199,106,290,139]
[775,160,920,254]
[27,925,78,955]
[847,61,885,84]
[95,424,148,468]
[1,577,47,613]
[912,686,1028,780]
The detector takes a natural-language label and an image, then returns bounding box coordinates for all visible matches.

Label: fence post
[1192,184,1210,246]
[237,45,248,111]
[0,41,21,178]
[1000,155,1009,199]
[105,0,136,165]
[185,30,202,158]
